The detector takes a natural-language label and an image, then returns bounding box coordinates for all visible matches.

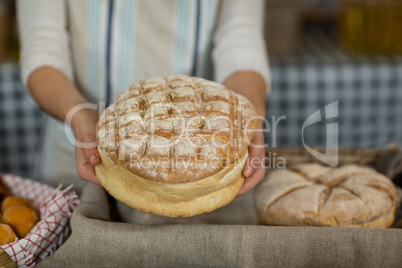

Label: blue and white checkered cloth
[267,32,402,148]
[0,63,44,177]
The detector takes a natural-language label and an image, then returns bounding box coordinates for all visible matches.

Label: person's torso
[66,0,220,106]
[41,0,221,181]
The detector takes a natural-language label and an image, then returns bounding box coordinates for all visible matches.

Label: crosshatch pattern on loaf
[96,75,257,183]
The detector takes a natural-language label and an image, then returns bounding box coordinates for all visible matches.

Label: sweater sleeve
[17,0,73,88]
[212,0,270,91]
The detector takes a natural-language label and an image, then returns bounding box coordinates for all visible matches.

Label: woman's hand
[237,119,265,196]
[224,71,267,196]
[28,67,101,185]
[71,108,101,185]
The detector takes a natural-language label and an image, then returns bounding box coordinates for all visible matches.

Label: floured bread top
[254,164,397,227]
[96,75,257,183]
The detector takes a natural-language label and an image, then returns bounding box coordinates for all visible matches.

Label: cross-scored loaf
[95,75,258,217]
[254,164,397,228]
[97,75,257,184]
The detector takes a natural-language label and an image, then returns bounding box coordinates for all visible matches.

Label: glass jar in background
[340,0,402,54]
[0,0,8,62]
[7,0,19,62]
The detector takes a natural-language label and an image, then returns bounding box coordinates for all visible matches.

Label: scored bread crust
[95,149,248,217]
[96,75,257,184]
[254,164,397,228]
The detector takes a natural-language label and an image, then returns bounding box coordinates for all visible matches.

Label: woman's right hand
[71,108,101,185]
[28,67,102,185]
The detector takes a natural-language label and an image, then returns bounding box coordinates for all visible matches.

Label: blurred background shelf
[270,27,402,64]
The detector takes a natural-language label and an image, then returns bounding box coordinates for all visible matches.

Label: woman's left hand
[224,71,268,196]
[237,119,266,196]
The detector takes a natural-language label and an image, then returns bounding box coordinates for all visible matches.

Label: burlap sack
[37,183,402,268]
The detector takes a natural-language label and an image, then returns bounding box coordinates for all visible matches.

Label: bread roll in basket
[95,75,257,217]
[254,164,397,228]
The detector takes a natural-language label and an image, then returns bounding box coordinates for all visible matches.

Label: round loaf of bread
[95,75,257,217]
[254,164,397,228]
